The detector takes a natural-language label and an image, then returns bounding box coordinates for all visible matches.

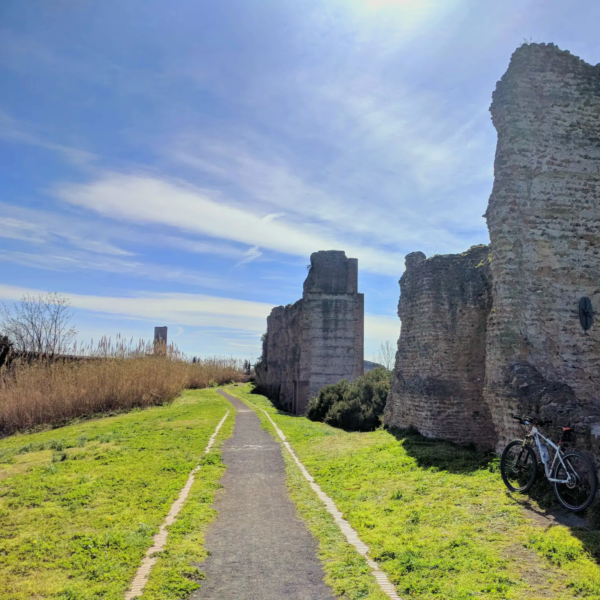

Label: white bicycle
[500,415,597,512]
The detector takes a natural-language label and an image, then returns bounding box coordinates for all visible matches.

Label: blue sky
[1,0,600,361]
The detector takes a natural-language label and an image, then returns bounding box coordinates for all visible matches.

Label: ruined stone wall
[258,251,364,415]
[385,246,497,449]
[485,43,600,448]
[383,43,600,452]
[256,300,305,412]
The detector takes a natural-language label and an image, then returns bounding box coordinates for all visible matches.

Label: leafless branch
[376,340,396,371]
[0,292,78,356]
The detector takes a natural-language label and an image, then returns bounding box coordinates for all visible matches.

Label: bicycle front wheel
[501,440,537,492]
[552,451,597,512]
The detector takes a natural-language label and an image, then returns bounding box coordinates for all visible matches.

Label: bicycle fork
[531,434,572,484]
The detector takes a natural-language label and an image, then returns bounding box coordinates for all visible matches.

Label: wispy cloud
[0,110,97,166]
[236,246,263,266]
[364,313,400,356]
[0,211,132,256]
[0,283,399,357]
[55,172,404,276]
[0,249,239,291]
[0,284,272,332]
[0,202,253,262]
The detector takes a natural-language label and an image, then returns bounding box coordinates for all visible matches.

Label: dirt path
[191,390,335,600]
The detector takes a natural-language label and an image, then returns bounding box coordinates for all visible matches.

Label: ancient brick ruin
[386,43,600,452]
[256,251,364,415]
[485,43,600,449]
[385,246,497,449]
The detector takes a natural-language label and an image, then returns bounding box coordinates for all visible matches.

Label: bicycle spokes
[504,445,536,490]
[553,454,595,511]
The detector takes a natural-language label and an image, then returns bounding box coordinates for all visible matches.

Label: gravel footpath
[191,390,335,600]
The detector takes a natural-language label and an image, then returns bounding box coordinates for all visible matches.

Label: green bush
[307,367,390,431]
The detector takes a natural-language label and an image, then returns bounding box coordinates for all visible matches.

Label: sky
[1,0,600,361]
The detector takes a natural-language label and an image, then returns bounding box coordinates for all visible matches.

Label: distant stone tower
[154,326,168,355]
[257,251,364,415]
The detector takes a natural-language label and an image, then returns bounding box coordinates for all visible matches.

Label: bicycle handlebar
[511,414,552,427]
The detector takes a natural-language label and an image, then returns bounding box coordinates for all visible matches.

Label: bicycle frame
[525,425,572,484]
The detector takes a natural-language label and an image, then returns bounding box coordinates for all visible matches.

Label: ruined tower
[485,43,600,447]
[385,246,498,449]
[384,43,600,453]
[154,326,168,355]
[257,251,364,415]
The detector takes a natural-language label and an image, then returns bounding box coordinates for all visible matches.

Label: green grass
[0,388,232,600]
[277,445,388,600]
[230,385,600,600]
[140,414,233,599]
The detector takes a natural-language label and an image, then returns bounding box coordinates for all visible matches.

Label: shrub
[307,367,390,432]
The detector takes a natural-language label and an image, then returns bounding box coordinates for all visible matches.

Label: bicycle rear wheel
[501,440,537,492]
[552,451,597,512]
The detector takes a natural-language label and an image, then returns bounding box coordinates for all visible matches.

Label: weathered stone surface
[256,251,364,414]
[484,43,600,449]
[385,246,497,449]
[154,326,168,344]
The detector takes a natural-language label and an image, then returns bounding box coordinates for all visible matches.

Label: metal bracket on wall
[579,297,594,331]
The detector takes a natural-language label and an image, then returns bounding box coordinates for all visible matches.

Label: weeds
[0,337,244,435]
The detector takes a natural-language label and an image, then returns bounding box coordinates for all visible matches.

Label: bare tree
[0,292,78,356]
[376,341,396,371]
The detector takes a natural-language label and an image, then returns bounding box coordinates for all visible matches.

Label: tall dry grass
[0,336,245,436]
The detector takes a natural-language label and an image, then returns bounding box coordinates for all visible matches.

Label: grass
[230,385,600,600]
[0,388,233,599]
[0,347,244,435]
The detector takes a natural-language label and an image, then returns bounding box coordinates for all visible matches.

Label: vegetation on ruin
[307,366,390,432]
[0,388,233,599]
[233,385,600,600]
[0,337,244,436]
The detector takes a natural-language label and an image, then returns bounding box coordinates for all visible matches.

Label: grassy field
[230,385,600,600]
[0,388,233,600]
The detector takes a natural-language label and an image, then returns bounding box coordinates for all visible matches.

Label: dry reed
[0,336,245,436]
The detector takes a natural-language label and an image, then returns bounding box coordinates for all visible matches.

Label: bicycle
[500,414,598,512]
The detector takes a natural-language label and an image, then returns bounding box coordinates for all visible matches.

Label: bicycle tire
[501,440,537,493]
[552,451,598,512]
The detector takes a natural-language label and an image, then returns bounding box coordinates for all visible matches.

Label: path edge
[124,408,230,600]
[231,390,402,600]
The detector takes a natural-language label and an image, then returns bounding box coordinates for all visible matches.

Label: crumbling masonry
[256,251,364,415]
[385,43,600,452]
[385,246,497,449]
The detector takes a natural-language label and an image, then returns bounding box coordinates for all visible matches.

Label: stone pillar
[260,250,365,414]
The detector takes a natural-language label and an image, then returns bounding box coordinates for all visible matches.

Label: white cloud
[0,109,97,166]
[0,205,132,256]
[236,246,263,266]
[55,172,404,276]
[0,202,254,263]
[0,249,238,291]
[0,283,399,359]
[157,234,247,259]
[0,284,272,332]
